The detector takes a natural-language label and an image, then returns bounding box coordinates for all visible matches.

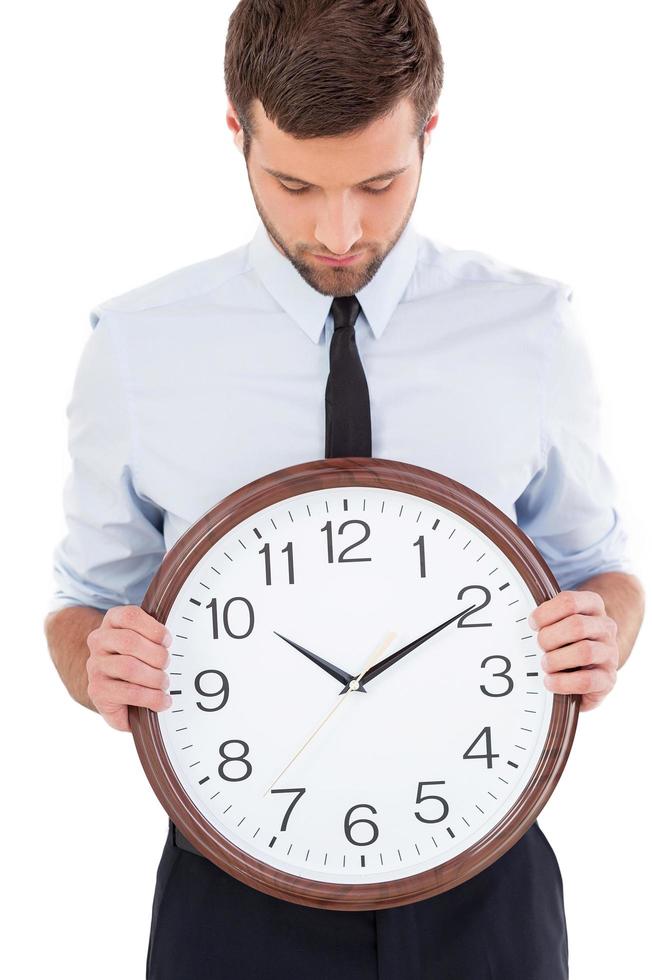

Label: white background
[2,1,649,977]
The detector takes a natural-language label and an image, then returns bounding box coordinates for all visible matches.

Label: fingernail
[164,694,173,707]
[165,651,171,667]
[162,630,173,647]
[528,613,538,630]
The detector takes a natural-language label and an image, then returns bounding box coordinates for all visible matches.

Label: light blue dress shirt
[49,219,632,612]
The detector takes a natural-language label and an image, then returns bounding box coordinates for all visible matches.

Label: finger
[578,693,605,713]
[101,705,131,733]
[103,605,172,648]
[529,590,605,631]
[541,639,614,673]
[536,612,609,653]
[100,652,169,692]
[90,677,173,714]
[543,664,616,696]
[100,627,171,670]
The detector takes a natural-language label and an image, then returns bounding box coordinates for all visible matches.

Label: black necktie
[324,295,372,458]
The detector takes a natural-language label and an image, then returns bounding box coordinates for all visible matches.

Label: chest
[126,304,544,550]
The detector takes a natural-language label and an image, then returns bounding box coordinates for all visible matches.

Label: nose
[314,196,363,256]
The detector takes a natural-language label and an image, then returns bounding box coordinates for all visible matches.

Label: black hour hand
[273,631,363,692]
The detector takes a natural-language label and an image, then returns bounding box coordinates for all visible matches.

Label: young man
[44,2,644,978]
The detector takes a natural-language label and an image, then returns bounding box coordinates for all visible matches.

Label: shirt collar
[248,218,420,343]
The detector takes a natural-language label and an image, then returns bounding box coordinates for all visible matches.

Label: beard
[244,159,422,298]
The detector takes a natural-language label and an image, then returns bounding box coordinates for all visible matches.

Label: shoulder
[88,238,253,328]
[412,230,572,305]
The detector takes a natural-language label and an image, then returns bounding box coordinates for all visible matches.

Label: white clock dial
[158,485,552,885]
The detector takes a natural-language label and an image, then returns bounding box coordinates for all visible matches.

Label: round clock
[130,457,578,910]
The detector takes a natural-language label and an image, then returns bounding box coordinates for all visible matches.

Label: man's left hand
[528,590,619,712]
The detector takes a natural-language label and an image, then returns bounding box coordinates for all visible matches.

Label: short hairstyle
[224,0,444,153]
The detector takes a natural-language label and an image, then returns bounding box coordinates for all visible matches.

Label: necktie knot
[330,295,361,332]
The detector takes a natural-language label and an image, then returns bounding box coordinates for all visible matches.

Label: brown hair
[224,0,444,154]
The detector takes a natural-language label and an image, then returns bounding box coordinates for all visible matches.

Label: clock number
[259,541,295,586]
[413,535,426,578]
[344,803,379,846]
[206,596,255,639]
[414,780,449,823]
[457,585,492,627]
[321,520,372,563]
[217,739,252,781]
[194,669,230,711]
[270,787,306,831]
[463,726,499,769]
[480,655,514,697]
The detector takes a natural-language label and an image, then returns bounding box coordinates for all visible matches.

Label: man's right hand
[86,605,173,732]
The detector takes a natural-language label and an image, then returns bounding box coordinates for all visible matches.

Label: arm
[574,570,645,670]
[47,312,169,730]
[530,572,645,712]
[515,286,642,711]
[44,603,173,731]
[44,605,105,712]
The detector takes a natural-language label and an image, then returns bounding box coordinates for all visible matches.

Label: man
[44,1,644,978]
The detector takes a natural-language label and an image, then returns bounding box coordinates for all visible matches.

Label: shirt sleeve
[514,285,634,591]
[48,312,166,613]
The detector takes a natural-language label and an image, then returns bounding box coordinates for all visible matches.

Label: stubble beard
[244,155,422,298]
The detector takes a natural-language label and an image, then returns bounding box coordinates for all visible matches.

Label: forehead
[249,97,417,186]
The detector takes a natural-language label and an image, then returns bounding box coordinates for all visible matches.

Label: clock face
[156,482,555,888]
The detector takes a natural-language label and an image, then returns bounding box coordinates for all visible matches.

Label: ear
[422,109,440,148]
[226,98,245,153]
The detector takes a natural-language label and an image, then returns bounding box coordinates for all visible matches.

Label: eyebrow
[261,165,411,187]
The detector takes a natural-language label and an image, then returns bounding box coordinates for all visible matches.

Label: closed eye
[279,182,393,196]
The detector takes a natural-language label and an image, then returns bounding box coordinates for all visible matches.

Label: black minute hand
[360,604,477,687]
[273,631,357,688]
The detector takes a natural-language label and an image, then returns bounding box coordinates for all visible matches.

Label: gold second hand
[262,630,398,797]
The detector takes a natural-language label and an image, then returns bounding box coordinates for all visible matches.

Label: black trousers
[146,818,568,979]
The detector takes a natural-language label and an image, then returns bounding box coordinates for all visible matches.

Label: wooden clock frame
[130,456,579,911]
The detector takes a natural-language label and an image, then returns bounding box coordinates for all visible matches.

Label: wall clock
[130,457,578,910]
